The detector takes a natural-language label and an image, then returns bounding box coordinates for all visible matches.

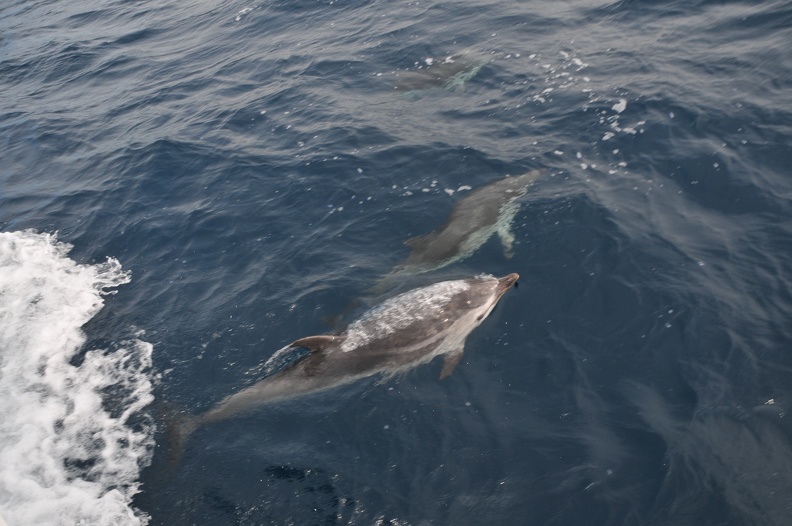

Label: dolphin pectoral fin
[498,224,516,259]
[439,349,464,380]
[290,335,339,353]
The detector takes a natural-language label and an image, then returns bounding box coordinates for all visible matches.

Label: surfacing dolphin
[171,273,518,458]
[372,171,542,295]
[394,55,487,94]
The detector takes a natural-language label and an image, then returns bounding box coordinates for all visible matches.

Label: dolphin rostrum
[373,172,542,294]
[171,274,518,455]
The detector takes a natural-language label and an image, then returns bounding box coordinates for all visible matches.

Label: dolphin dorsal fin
[439,348,465,380]
[290,335,338,353]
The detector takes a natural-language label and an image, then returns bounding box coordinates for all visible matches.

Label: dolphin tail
[163,408,201,468]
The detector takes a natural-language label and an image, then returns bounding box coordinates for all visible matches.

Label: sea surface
[2,0,791,524]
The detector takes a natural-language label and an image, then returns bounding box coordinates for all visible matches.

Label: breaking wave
[0,230,155,526]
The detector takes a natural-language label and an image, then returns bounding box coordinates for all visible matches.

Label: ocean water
[1,0,791,524]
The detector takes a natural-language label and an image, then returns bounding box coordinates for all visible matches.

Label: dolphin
[394,55,487,94]
[372,171,542,294]
[170,273,518,456]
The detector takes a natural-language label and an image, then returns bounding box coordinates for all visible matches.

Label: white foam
[235,7,253,22]
[0,230,154,526]
[341,280,471,352]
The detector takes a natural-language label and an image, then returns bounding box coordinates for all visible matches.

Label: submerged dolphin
[394,55,487,93]
[373,171,542,294]
[171,273,518,455]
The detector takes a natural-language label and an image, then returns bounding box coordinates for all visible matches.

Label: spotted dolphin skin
[171,273,518,456]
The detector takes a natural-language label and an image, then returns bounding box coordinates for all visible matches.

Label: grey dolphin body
[394,56,486,93]
[373,171,542,294]
[172,274,518,453]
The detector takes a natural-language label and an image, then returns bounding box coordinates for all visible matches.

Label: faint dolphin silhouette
[394,55,488,94]
[370,171,542,295]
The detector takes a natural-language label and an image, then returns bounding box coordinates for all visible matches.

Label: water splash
[0,230,155,526]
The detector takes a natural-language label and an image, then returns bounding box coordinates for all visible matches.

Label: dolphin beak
[497,273,520,294]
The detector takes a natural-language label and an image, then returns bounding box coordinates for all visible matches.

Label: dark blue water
[2,0,792,524]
